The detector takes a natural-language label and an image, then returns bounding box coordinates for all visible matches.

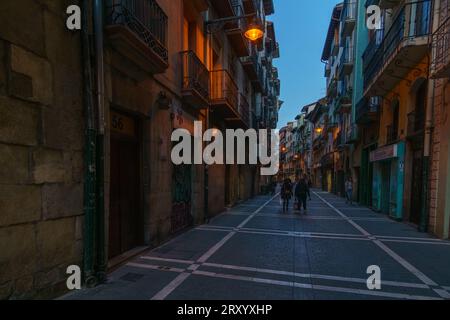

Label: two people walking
[281,175,311,214]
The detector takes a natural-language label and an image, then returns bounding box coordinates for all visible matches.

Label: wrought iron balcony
[339,44,354,76]
[407,111,425,137]
[224,1,250,57]
[341,1,356,37]
[105,0,169,74]
[210,69,239,118]
[386,125,398,145]
[356,97,380,124]
[241,54,265,92]
[239,94,250,128]
[210,0,234,18]
[334,87,352,115]
[242,0,261,14]
[263,0,275,15]
[334,131,343,149]
[180,51,210,109]
[363,0,432,94]
[347,124,360,144]
[431,17,450,79]
[324,63,331,77]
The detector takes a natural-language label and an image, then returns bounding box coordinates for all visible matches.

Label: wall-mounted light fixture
[157,91,172,110]
[205,14,264,42]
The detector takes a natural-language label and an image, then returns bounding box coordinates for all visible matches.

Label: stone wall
[0,0,84,299]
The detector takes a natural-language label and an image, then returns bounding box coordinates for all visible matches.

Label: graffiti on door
[171,164,193,234]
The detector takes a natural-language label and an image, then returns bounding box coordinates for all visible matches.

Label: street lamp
[244,21,264,41]
[206,14,264,42]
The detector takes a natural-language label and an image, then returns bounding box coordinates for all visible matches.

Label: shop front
[370,142,406,220]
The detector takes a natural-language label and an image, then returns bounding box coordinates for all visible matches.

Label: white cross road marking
[197,224,450,246]
[150,193,281,300]
[313,191,449,299]
[128,258,436,294]
[124,191,450,301]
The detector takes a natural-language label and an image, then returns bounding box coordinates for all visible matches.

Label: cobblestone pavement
[64,190,450,300]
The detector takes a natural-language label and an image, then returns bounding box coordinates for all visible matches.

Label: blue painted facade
[371,142,405,220]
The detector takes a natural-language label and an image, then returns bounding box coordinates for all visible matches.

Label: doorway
[410,150,424,225]
[171,162,193,234]
[380,161,391,215]
[109,111,141,259]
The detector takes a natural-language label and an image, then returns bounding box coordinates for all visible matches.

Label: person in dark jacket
[281,179,293,213]
[295,177,310,213]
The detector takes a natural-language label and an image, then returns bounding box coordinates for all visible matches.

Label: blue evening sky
[272,0,338,128]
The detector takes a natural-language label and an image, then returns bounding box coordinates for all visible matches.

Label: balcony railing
[106,0,168,64]
[363,0,432,89]
[343,1,357,20]
[386,125,398,144]
[341,1,357,37]
[325,63,331,77]
[241,54,265,92]
[334,131,343,148]
[239,94,250,127]
[210,70,239,113]
[224,1,250,57]
[407,111,425,137]
[180,51,210,107]
[356,96,380,124]
[431,17,450,78]
[339,44,354,75]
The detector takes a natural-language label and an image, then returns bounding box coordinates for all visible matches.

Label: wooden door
[109,112,140,258]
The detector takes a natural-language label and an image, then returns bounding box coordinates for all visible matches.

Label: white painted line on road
[198,225,450,246]
[150,193,280,300]
[140,256,194,265]
[151,273,191,300]
[197,232,237,263]
[202,262,429,290]
[191,270,440,300]
[127,262,186,274]
[381,239,450,246]
[128,258,432,293]
[199,225,370,241]
[313,191,449,298]
[313,192,370,236]
[193,270,313,289]
[373,240,438,287]
[312,284,441,300]
[432,289,450,299]
[375,235,446,242]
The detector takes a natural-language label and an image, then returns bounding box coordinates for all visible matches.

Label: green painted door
[380,162,391,215]
[171,164,193,234]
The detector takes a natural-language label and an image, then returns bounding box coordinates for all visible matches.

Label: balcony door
[411,1,431,36]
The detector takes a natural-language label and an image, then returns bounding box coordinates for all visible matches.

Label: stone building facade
[0,0,280,299]
[0,0,85,299]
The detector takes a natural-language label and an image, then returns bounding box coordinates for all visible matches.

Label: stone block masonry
[0,0,84,299]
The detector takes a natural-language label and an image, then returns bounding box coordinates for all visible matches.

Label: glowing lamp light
[315,127,323,134]
[244,25,264,41]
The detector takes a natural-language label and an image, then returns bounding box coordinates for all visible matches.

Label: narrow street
[65,190,450,300]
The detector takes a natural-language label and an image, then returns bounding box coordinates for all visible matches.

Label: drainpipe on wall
[419,0,440,232]
[81,0,98,287]
[93,0,107,281]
